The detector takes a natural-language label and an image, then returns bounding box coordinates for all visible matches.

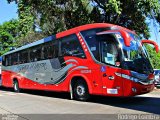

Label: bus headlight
[116,72,139,83]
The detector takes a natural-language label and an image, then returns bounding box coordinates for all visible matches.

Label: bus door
[100,39,124,96]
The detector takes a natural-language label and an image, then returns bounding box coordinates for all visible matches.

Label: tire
[73,80,89,101]
[13,80,20,93]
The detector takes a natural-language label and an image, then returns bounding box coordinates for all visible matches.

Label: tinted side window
[85,35,100,61]
[2,56,6,66]
[19,50,29,64]
[30,46,42,62]
[7,55,11,66]
[5,55,9,66]
[42,41,58,60]
[60,34,86,58]
[11,53,18,65]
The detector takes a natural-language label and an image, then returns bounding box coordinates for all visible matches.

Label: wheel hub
[77,85,85,96]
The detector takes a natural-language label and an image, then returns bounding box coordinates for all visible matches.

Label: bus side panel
[17,74,64,91]
[60,57,103,95]
[63,72,94,93]
[1,70,7,87]
[60,69,103,95]
[1,70,12,87]
[2,67,104,95]
[19,78,64,92]
[18,76,33,89]
[31,80,63,91]
[1,57,103,94]
[121,69,133,96]
[89,69,103,95]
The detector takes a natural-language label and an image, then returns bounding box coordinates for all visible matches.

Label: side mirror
[96,30,131,47]
[141,40,159,53]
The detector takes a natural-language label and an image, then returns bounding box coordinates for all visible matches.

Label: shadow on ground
[0,86,159,115]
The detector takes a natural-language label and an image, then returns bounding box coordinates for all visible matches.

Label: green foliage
[23,0,93,35]
[93,0,160,38]
[7,0,160,41]
[145,45,160,69]
[17,31,46,45]
[106,0,121,15]
[18,1,34,37]
[0,19,19,55]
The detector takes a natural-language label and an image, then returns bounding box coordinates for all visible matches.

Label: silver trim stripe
[115,72,154,85]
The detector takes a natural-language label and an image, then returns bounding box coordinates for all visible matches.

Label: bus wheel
[73,80,89,101]
[13,80,20,93]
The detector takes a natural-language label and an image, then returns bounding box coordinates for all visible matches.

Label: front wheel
[13,81,20,93]
[73,80,89,101]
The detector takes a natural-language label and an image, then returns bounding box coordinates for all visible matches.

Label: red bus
[1,23,159,101]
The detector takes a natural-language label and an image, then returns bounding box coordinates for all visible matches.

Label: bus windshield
[119,33,153,74]
[83,31,153,74]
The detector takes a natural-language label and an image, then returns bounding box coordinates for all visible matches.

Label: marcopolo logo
[118,114,160,120]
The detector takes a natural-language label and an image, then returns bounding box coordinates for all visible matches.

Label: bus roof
[3,35,56,56]
[3,23,135,56]
[56,23,135,38]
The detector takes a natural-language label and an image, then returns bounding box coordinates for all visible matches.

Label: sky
[0,0,159,46]
[149,20,160,46]
[0,0,18,25]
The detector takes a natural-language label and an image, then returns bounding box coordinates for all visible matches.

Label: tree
[0,19,19,55]
[17,0,93,35]
[6,0,94,46]
[145,45,160,69]
[91,0,160,38]
[7,0,160,40]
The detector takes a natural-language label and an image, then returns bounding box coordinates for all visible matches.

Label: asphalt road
[0,87,159,120]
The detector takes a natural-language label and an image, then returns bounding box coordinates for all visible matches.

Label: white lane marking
[4,92,16,96]
[0,92,17,96]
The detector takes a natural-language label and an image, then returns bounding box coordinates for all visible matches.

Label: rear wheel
[13,80,20,92]
[73,80,89,101]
